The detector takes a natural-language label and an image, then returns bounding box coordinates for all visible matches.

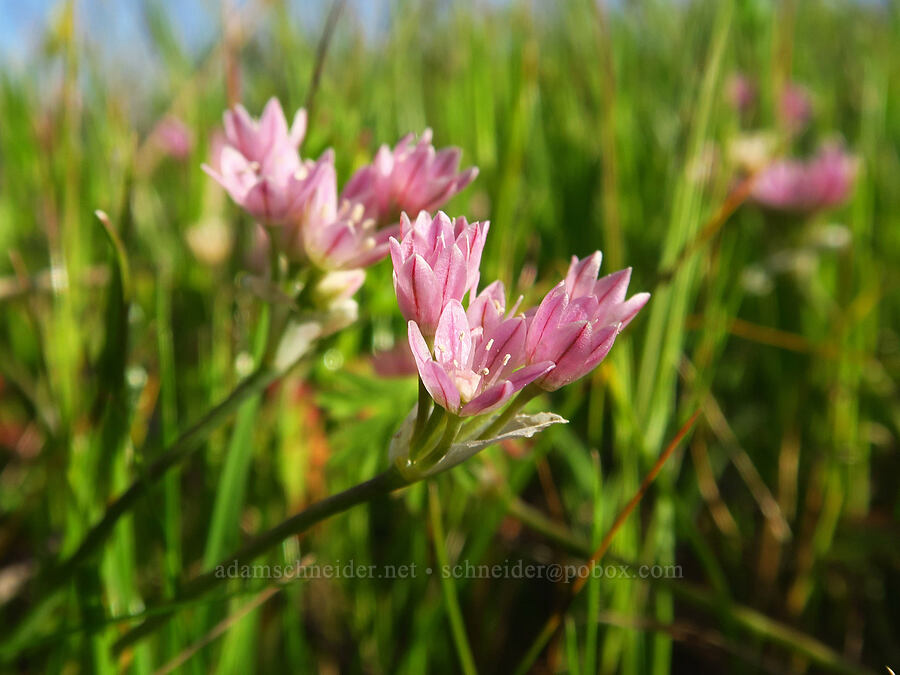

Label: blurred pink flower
[408,301,553,417]
[203,98,310,225]
[373,341,418,378]
[778,83,812,133]
[341,129,478,226]
[207,129,228,174]
[151,115,193,160]
[524,253,649,391]
[751,144,857,213]
[223,97,306,164]
[390,211,488,336]
[726,73,756,113]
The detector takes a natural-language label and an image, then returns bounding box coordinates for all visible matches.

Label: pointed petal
[460,381,514,417]
[525,283,568,361]
[467,280,506,330]
[433,300,472,369]
[565,252,602,298]
[289,108,308,147]
[593,267,632,306]
[408,321,459,411]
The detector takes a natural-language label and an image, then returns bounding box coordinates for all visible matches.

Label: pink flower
[203,98,310,225]
[524,253,650,391]
[373,341,419,378]
[751,144,857,213]
[297,202,395,270]
[341,129,478,226]
[390,211,489,336]
[408,300,554,417]
[151,115,193,160]
[726,74,755,114]
[778,83,812,133]
[222,97,306,164]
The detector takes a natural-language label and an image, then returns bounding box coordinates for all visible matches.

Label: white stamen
[480,367,490,376]
[485,338,495,351]
[351,202,365,222]
[502,353,511,366]
[293,166,308,181]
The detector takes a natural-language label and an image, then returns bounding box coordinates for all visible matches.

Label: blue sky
[0,0,386,71]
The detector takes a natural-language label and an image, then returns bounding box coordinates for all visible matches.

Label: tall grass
[0,0,897,672]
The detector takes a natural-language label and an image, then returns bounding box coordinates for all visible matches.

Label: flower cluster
[204,98,476,290]
[751,144,858,213]
[395,214,649,422]
[204,97,650,473]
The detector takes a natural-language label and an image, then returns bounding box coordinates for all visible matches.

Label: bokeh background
[0,0,898,673]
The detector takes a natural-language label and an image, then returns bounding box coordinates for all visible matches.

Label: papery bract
[408,301,553,417]
[341,129,478,226]
[525,252,649,391]
[390,211,488,336]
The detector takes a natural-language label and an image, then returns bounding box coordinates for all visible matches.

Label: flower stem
[113,466,410,653]
[410,377,431,445]
[428,483,478,675]
[418,414,463,469]
[409,406,447,462]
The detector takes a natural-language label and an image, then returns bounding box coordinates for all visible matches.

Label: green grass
[0,0,898,672]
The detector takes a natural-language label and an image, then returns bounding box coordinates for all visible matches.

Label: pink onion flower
[298,203,395,271]
[222,97,306,165]
[751,144,857,213]
[390,211,489,336]
[778,83,812,134]
[341,129,478,227]
[408,300,554,417]
[524,253,650,391]
[203,98,310,225]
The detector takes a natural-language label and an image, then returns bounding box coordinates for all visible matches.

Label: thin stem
[113,466,409,652]
[477,384,541,441]
[513,410,701,675]
[502,497,870,675]
[428,484,478,675]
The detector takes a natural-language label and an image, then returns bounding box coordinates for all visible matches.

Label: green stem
[419,414,463,469]
[428,484,478,675]
[112,466,410,653]
[477,384,541,441]
[504,496,870,675]
[409,406,447,462]
[410,378,431,445]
